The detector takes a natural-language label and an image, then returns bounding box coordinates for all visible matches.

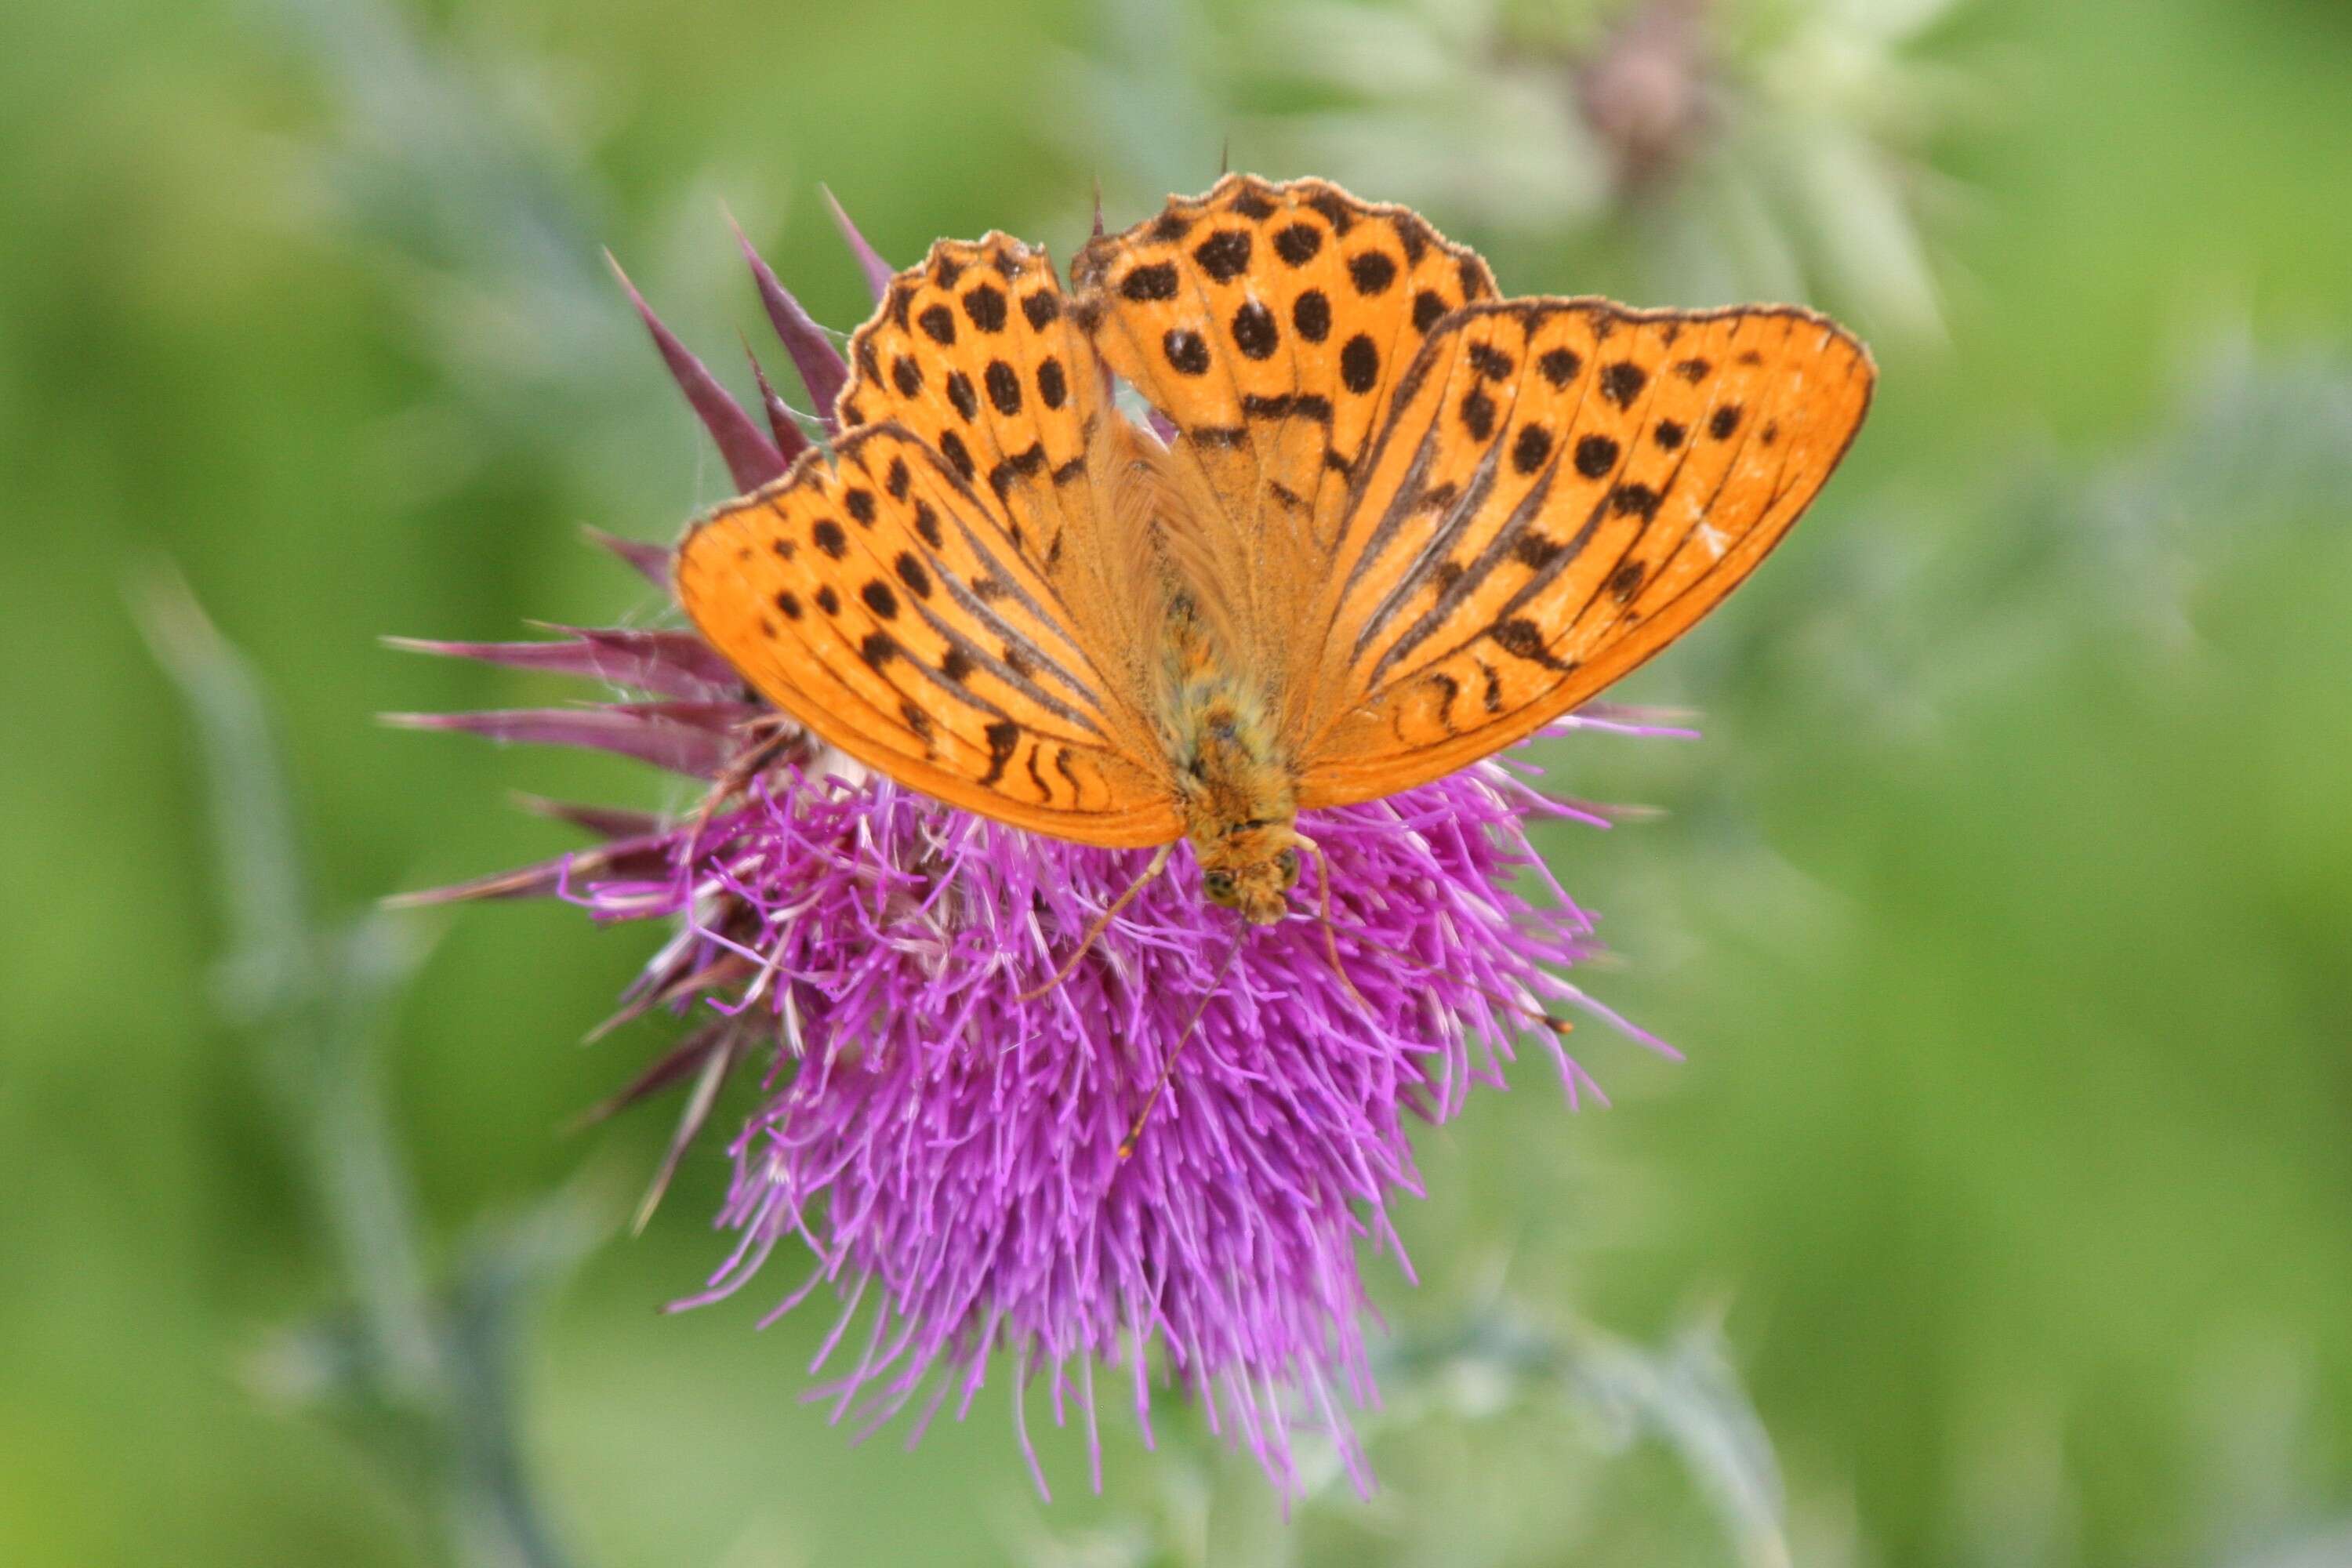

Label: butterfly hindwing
[1298,299,1875,806]
[676,424,1181,846]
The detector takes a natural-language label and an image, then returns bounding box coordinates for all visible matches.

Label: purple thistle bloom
[392,199,1686,1499]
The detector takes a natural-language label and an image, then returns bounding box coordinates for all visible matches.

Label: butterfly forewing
[1298,300,1873,806]
[1073,175,1496,553]
[676,424,1181,847]
[839,234,1103,583]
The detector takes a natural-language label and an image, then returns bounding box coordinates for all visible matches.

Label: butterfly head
[1196,826,1302,926]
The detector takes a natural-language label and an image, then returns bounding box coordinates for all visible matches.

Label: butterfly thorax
[1161,601,1301,925]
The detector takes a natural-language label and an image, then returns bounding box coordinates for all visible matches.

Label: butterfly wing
[833,232,1182,731]
[1071,175,1496,719]
[1296,299,1874,807]
[837,234,1102,578]
[676,423,1181,847]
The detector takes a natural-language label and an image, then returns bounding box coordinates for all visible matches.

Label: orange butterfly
[677,176,1872,934]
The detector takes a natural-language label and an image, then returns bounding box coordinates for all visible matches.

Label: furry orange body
[1160,604,1301,924]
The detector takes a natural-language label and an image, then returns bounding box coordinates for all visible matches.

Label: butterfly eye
[1202,869,1237,904]
[1276,849,1301,890]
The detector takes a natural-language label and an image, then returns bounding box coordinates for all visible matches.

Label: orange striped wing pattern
[1299,299,1873,805]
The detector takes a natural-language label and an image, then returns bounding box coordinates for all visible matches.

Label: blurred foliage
[135,568,602,1568]
[1071,0,1962,336]
[3,0,2350,1565]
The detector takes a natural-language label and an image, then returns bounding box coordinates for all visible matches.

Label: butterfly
[677,175,1873,931]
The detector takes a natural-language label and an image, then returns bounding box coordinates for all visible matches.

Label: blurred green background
[5,0,2350,1563]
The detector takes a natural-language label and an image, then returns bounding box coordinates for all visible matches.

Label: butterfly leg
[682,714,804,856]
[1017,840,1174,1003]
[1118,931,1246,1161]
[1294,833,1372,1017]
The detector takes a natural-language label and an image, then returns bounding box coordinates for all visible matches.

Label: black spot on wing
[1348,250,1398,295]
[1467,343,1515,380]
[1306,190,1356,235]
[1392,212,1433,265]
[986,443,1047,502]
[1164,328,1211,376]
[899,699,935,751]
[1293,289,1332,343]
[1232,302,1278,359]
[1599,361,1647,408]
[1512,532,1565,568]
[1458,388,1497,442]
[985,359,1022,415]
[963,284,1008,332]
[1193,229,1252,282]
[1610,482,1660,520]
[937,429,976,481]
[946,370,978,420]
[1511,424,1552,474]
[1490,617,1573,670]
[1121,262,1179,302]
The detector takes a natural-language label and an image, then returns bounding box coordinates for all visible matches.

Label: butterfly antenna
[1017,841,1174,1003]
[1119,930,1246,1160]
[1294,833,1371,1017]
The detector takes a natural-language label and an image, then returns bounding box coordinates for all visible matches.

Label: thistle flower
[389,197,1682,1498]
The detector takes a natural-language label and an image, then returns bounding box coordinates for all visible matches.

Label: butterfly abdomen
[1161,608,1301,923]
